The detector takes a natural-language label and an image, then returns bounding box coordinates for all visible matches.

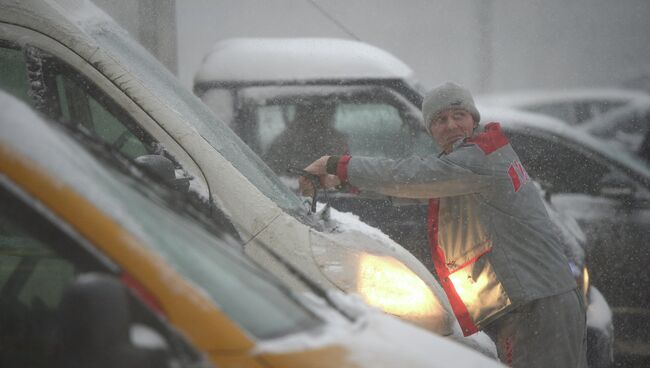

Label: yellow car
[0,91,505,367]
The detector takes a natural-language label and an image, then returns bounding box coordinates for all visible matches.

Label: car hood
[248,202,460,338]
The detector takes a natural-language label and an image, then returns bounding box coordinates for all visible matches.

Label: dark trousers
[484,289,587,368]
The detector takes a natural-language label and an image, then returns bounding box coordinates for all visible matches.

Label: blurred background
[93,0,650,94]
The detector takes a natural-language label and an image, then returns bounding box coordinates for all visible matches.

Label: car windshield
[85,26,308,219]
[108,169,323,339]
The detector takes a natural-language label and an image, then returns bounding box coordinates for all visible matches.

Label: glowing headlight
[310,229,453,334]
[357,254,438,317]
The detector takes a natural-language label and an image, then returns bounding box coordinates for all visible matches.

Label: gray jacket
[339,123,576,335]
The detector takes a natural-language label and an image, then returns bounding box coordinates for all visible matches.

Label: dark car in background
[195,37,617,367]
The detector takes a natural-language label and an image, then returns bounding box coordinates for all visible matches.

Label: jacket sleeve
[345,146,506,199]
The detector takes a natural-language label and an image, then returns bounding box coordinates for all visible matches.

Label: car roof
[194,38,417,85]
[479,105,650,181]
[477,88,649,108]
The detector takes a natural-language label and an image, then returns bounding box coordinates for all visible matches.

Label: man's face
[429,108,475,152]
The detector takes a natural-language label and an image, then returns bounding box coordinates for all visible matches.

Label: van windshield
[87,26,309,219]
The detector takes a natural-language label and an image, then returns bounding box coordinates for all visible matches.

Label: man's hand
[298,156,341,196]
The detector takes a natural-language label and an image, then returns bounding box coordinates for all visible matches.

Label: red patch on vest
[466,122,509,155]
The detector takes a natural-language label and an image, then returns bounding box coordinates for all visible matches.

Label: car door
[504,128,650,348]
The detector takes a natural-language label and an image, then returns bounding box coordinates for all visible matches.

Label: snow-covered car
[477,88,649,126]
[0,90,506,368]
[0,0,500,353]
[194,38,614,367]
[580,97,650,165]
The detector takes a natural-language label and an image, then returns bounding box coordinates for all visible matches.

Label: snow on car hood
[256,290,502,368]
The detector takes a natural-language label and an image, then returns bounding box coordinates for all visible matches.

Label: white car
[477,88,649,126]
[0,0,496,354]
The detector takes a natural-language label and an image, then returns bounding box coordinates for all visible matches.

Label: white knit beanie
[421,82,480,135]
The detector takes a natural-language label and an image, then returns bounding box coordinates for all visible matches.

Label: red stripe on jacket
[428,199,479,336]
[466,122,509,155]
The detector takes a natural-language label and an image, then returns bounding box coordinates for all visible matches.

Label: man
[264,102,349,174]
[300,82,586,367]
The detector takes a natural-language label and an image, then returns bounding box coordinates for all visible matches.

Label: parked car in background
[477,88,649,126]
[0,0,505,354]
[194,37,614,367]
[0,90,508,368]
[581,97,650,165]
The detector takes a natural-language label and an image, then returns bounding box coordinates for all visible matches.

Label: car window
[0,45,31,104]
[0,184,209,368]
[0,188,97,367]
[47,64,153,159]
[256,104,294,155]
[251,99,422,175]
[3,42,211,202]
[334,103,413,158]
[506,131,612,194]
[0,44,156,160]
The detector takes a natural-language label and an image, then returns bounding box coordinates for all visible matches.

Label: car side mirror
[135,154,190,192]
[57,273,171,368]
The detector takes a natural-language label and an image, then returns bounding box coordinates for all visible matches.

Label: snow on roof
[477,88,649,108]
[194,38,416,84]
